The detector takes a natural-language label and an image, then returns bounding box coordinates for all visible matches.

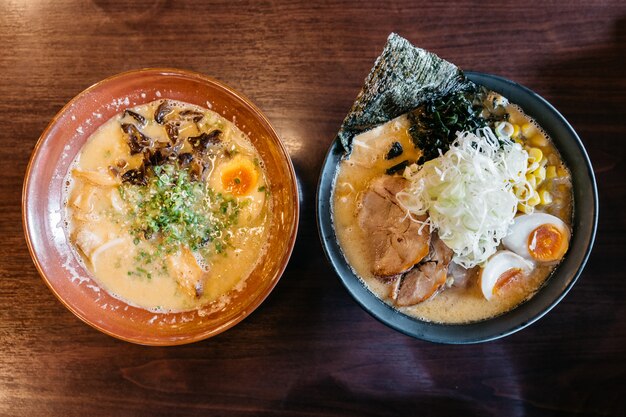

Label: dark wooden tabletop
[1,1,625,416]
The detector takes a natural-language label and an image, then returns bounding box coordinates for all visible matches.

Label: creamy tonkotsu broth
[65,99,271,312]
[333,93,573,324]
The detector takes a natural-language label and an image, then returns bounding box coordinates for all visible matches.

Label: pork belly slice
[357,175,430,277]
[393,233,454,307]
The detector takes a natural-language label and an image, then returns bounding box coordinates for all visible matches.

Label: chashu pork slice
[357,175,430,277]
[394,232,454,307]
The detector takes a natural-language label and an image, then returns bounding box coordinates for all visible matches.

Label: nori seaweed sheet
[337,33,476,152]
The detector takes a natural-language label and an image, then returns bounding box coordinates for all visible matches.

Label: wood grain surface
[1,1,625,416]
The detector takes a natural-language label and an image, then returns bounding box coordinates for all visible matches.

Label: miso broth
[332,99,573,324]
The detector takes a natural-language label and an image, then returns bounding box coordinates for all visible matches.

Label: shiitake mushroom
[177,153,193,166]
[179,109,204,123]
[120,104,223,184]
[154,100,174,124]
[164,122,179,143]
[188,130,222,153]
[120,123,152,155]
[122,109,146,126]
[121,168,147,186]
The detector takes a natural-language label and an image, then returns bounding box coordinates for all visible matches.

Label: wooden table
[1,1,624,415]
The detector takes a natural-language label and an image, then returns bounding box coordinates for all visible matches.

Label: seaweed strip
[336,33,476,153]
[385,141,403,160]
[385,160,410,175]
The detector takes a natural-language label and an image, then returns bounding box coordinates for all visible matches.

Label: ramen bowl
[317,72,598,344]
[23,68,299,345]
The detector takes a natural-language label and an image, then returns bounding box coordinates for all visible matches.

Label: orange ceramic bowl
[23,69,299,345]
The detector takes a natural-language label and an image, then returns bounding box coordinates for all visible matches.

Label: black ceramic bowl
[317,72,598,344]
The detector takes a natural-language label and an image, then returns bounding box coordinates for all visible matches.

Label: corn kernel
[521,123,536,137]
[514,138,524,145]
[529,134,548,147]
[539,190,553,205]
[528,190,541,206]
[518,203,533,214]
[515,185,529,200]
[525,174,537,189]
[546,166,557,179]
[533,166,546,182]
[512,124,521,138]
[528,147,543,163]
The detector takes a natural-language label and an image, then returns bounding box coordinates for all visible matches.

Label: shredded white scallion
[397,127,530,268]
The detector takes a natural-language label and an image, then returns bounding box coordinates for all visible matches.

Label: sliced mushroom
[146,136,186,168]
[121,168,147,186]
[189,159,209,181]
[179,109,204,123]
[120,123,153,155]
[164,122,179,143]
[108,158,129,177]
[188,130,222,154]
[146,149,168,167]
[154,100,174,124]
[178,152,193,166]
[122,109,147,126]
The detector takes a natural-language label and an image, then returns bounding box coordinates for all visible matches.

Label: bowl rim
[316,71,598,344]
[22,67,300,345]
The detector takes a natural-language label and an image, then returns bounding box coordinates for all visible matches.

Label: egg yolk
[220,158,258,196]
[493,268,524,294]
[527,224,568,262]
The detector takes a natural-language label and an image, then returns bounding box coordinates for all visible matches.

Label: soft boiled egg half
[480,250,534,300]
[479,213,570,301]
[502,213,570,263]
[210,154,267,225]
